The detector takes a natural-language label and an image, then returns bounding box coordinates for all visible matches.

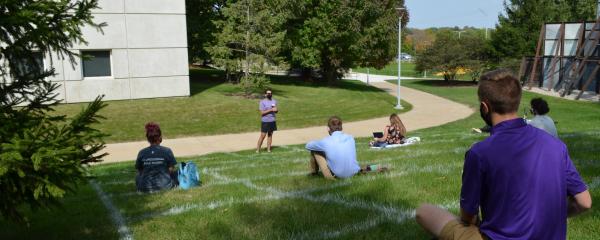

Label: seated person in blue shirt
[305,116,361,180]
[527,97,558,138]
[415,69,592,240]
[135,122,178,193]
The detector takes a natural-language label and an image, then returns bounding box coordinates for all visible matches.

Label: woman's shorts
[261,121,277,133]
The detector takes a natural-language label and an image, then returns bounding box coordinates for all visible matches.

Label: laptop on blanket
[372,132,384,138]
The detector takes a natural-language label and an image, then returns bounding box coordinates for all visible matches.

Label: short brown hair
[328,116,343,132]
[478,69,522,114]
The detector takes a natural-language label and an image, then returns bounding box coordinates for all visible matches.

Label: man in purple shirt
[415,69,592,240]
[256,89,278,153]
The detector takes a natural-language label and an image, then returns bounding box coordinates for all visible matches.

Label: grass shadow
[189,67,228,96]
[409,79,478,87]
[0,182,119,240]
[267,74,384,93]
[230,180,426,239]
[189,69,384,99]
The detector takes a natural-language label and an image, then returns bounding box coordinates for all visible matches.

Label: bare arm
[260,108,273,116]
[568,190,592,217]
[460,208,479,225]
[375,126,390,142]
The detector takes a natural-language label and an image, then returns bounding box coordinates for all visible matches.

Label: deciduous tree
[491,0,597,60]
[282,0,408,84]
[186,0,226,64]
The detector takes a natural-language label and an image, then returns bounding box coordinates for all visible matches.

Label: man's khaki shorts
[439,220,487,240]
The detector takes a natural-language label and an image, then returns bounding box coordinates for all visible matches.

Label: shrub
[240,74,270,96]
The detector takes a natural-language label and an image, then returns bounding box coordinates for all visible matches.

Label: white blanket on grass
[370,137,421,149]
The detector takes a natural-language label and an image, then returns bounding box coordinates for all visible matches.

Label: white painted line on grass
[574,159,600,168]
[561,131,600,138]
[90,180,133,240]
[205,157,307,171]
[122,163,457,238]
[200,150,307,167]
[208,170,416,225]
[112,170,310,198]
[131,181,351,222]
[291,217,385,240]
[589,177,600,190]
[298,193,415,224]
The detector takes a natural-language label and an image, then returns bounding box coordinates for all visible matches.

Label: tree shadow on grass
[189,68,228,96]
[188,68,386,99]
[230,178,427,239]
[268,74,384,93]
[0,183,119,240]
[410,79,478,87]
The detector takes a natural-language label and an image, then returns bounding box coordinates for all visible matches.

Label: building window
[14,51,44,77]
[82,50,111,77]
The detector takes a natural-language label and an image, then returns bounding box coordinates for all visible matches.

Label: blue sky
[405,0,505,29]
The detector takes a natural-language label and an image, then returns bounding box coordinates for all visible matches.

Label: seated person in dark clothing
[135,122,177,193]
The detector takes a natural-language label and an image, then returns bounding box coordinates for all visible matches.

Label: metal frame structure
[522,19,600,100]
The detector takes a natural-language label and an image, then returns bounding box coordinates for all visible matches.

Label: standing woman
[135,122,177,193]
[256,89,278,153]
[370,113,407,147]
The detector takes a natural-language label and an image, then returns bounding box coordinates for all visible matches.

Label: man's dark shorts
[261,121,277,133]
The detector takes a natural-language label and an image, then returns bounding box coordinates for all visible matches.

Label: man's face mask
[480,102,493,127]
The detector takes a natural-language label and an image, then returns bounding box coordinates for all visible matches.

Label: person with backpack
[135,122,178,193]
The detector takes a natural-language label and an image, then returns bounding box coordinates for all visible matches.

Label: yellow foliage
[434,67,471,76]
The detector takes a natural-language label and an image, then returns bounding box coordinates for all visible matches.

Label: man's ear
[480,101,490,114]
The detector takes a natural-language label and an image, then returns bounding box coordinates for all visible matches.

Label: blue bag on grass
[178,162,200,190]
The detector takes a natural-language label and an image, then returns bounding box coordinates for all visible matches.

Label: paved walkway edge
[101,78,474,164]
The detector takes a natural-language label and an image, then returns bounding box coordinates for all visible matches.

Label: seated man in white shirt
[527,97,558,138]
[305,116,361,180]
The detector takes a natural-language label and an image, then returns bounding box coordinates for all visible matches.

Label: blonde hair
[389,114,406,136]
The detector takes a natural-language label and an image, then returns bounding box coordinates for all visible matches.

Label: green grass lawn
[353,62,476,80]
[353,61,422,78]
[52,68,408,143]
[2,80,598,239]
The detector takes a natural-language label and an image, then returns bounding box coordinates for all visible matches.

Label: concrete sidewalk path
[102,78,474,164]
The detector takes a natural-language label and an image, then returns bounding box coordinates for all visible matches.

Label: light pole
[395,7,405,110]
[455,30,466,39]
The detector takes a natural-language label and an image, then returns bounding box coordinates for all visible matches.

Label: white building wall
[48,0,189,103]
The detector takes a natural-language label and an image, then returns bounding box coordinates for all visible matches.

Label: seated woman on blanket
[370,113,406,148]
[135,122,178,193]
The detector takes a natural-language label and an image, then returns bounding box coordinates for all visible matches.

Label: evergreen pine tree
[0,0,107,223]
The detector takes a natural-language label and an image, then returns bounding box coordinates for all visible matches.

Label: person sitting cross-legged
[370,113,407,147]
[415,69,592,240]
[305,116,361,180]
[527,97,558,138]
[135,122,178,193]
